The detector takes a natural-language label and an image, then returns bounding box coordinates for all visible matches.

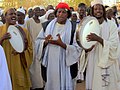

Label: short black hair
[70,7,74,11]
[78,3,86,8]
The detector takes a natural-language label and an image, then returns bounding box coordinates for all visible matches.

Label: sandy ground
[76,81,85,90]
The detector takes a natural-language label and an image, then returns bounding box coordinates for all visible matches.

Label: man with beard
[79,0,120,90]
[0,8,33,90]
[35,2,82,90]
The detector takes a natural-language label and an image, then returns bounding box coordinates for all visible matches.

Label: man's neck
[97,17,104,24]
[33,16,40,23]
[18,20,24,24]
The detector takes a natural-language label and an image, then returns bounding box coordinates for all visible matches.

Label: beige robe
[0,24,33,90]
[80,19,120,90]
[26,18,44,89]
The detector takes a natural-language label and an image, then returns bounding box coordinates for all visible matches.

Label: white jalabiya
[35,18,82,90]
[0,45,12,90]
[80,19,120,90]
[26,18,44,89]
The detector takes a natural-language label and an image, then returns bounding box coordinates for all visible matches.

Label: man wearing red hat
[35,2,82,90]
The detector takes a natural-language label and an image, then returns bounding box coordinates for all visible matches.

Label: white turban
[45,9,54,19]
[91,0,103,7]
[17,7,25,15]
[71,11,79,19]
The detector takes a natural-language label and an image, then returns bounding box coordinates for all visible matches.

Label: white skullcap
[106,7,112,11]
[17,7,25,14]
[71,11,79,19]
[45,9,54,19]
[39,5,46,10]
[91,0,103,7]
[32,5,40,10]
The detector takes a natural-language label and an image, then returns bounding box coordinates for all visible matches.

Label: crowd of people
[0,0,120,90]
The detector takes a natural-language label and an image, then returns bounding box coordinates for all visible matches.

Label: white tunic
[80,19,120,90]
[0,45,12,90]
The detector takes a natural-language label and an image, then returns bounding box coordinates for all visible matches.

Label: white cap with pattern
[91,0,103,7]
[17,7,25,14]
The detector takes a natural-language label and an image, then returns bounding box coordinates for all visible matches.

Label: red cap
[56,2,70,10]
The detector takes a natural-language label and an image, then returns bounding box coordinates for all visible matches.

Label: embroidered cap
[91,0,103,7]
[17,7,25,15]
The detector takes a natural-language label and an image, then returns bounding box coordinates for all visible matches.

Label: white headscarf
[45,9,54,19]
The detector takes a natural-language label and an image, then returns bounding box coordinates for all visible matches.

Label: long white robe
[35,18,82,90]
[80,19,120,90]
[0,45,12,90]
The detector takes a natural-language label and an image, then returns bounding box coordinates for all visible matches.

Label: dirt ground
[76,81,85,90]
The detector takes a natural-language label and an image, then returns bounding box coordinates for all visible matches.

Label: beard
[94,15,103,19]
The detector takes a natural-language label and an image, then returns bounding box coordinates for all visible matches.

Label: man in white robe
[79,0,120,90]
[35,2,82,90]
[0,45,12,90]
[26,6,44,90]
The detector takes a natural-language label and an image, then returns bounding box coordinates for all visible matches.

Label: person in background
[0,8,33,90]
[71,11,79,22]
[1,10,6,24]
[17,7,26,28]
[46,5,54,11]
[111,5,119,27]
[77,2,87,83]
[79,0,120,90]
[0,45,12,90]
[43,9,55,22]
[25,7,34,21]
[70,7,74,12]
[78,3,87,21]
[35,2,82,90]
[26,6,44,90]
[39,5,46,17]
